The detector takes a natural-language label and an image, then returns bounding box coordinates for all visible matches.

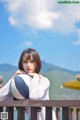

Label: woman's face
[22,59,36,73]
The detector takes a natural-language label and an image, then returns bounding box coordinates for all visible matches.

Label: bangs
[23,54,34,61]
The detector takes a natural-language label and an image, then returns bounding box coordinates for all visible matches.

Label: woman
[0,48,56,120]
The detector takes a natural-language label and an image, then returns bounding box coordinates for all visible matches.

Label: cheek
[23,63,27,69]
[33,63,36,71]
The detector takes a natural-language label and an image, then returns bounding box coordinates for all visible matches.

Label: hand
[38,74,44,79]
[15,70,26,75]
[28,73,44,79]
[75,74,80,80]
[11,70,26,79]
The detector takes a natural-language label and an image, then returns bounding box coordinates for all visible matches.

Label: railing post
[62,107,69,120]
[70,108,74,120]
[76,108,80,120]
[31,107,37,120]
[17,107,25,120]
[0,107,3,113]
[0,107,3,120]
[6,107,14,120]
[56,108,60,120]
[46,107,52,120]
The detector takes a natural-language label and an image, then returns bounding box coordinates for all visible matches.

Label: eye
[30,60,34,63]
[23,61,27,63]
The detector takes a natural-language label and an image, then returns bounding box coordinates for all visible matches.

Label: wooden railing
[0,100,80,120]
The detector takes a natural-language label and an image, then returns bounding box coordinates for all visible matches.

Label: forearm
[0,79,12,101]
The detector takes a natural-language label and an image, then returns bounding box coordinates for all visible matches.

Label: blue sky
[0,0,80,71]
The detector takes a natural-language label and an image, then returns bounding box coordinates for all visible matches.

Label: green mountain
[0,62,80,100]
[41,61,80,75]
[0,63,17,72]
[0,64,17,85]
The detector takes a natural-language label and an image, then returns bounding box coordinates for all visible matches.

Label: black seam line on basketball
[14,76,29,99]
[26,74,33,78]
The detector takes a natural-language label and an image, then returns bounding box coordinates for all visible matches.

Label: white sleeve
[0,79,13,101]
[29,74,50,99]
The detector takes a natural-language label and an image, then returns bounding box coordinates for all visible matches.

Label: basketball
[10,73,32,100]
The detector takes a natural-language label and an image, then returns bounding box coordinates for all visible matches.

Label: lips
[27,67,32,71]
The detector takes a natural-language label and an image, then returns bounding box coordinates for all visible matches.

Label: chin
[29,71,33,73]
[26,70,32,73]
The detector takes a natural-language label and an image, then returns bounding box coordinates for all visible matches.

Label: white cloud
[73,29,80,45]
[2,0,59,30]
[54,5,80,34]
[23,41,33,46]
[8,17,17,26]
[1,0,80,37]
[27,11,59,29]
[73,39,80,45]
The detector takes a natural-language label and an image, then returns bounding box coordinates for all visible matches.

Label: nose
[27,62,31,67]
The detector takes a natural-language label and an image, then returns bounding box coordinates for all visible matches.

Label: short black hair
[18,48,42,73]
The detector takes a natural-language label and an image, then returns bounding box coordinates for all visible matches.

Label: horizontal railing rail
[0,100,80,120]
